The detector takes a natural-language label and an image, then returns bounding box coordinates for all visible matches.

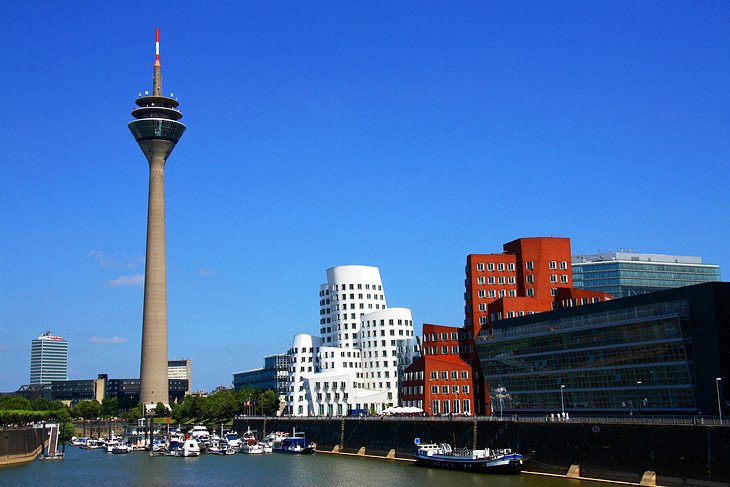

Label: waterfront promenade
[232,415,730,486]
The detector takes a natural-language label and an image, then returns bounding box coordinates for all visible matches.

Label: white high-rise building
[287,265,419,416]
[30,332,68,384]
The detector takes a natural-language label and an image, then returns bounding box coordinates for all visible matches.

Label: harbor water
[3,446,617,487]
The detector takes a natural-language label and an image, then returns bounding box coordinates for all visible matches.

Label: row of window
[476,262,515,272]
[429,370,470,380]
[432,399,471,414]
[422,331,471,343]
[423,345,474,355]
[430,384,470,394]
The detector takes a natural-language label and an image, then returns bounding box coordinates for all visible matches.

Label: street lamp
[636,381,642,415]
[560,385,566,416]
[716,378,723,424]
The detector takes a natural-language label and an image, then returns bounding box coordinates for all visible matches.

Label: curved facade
[359,308,415,404]
[319,265,387,349]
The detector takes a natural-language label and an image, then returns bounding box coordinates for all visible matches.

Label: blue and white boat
[413,441,523,474]
[271,430,316,454]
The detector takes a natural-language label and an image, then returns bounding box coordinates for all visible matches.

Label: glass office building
[477,282,729,415]
[233,354,290,396]
[572,252,720,298]
[30,332,68,384]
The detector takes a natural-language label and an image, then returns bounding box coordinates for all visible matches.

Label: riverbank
[232,416,730,487]
[0,427,45,467]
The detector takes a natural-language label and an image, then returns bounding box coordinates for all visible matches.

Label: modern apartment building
[465,237,612,337]
[572,251,721,298]
[287,265,419,416]
[30,332,68,384]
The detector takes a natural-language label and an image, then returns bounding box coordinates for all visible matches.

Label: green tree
[122,404,142,421]
[154,402,168,417]
[259,390,279,415]
[101,397,119,417]
[0,395,31,410]
[72,400,102,419]
[59,421,75,441]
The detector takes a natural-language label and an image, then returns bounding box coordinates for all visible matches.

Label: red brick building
[403,237,613,416]
[401,324,480,415]
[465,237,611,337]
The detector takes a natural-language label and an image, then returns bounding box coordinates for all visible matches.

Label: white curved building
[359,308,416,404]
[287,265,418,416]
[319,265,387,349]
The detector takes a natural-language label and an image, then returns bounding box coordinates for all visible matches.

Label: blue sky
[1,1,728,393]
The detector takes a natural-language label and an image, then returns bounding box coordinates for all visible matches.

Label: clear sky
[1,1,728,393]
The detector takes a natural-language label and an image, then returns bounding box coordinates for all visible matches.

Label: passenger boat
[272,430,316,454]
[413,441,523,474]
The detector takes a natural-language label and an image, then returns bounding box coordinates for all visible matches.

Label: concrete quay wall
[0,428,45,467]
[233,417,730,486]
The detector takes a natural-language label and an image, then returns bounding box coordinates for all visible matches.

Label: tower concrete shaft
[128,29,186,411]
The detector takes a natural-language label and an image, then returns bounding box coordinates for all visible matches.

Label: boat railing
[453,446,471,457]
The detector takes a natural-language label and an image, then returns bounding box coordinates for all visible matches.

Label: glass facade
[30,336,68,384]
[573,260,720,298]
[234,354,290,396]
[478,298,703,414]
[128,119,186,143]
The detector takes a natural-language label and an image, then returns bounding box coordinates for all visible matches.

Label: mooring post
[472,418,478,450]
[340,418,345,450]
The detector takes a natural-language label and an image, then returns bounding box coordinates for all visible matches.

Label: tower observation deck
[128,29,186,411]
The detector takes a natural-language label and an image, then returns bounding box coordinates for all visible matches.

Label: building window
[487,263,495,271]
[498,276,505,285]
[497,263,505,271]
[488,290,496,298]
[508,276,515,284]
[430,371,437,379]
[488,276,495,285]
[561,274,569,283]
[507,263,515,271]
[549,260,557,270]
[526,274,534,283]
[441,385,449,394]
[478,290,486,298]
[432,401,439,414]
[527,288,534,297]
[441,371,448,379]
[498,290,506,297]
[478,303,486,311]
[452,385,459,393]
[526,261,534,270]
[508,290,516,297]
[431,385,438,394]
[442,400,450,414]
[551,288,558,296]
[550,274,558,283]
[461,371,469,379]
[451,371,458,379]
[476,263,484,271]
[560,261,568,270]
[477,276,485,284]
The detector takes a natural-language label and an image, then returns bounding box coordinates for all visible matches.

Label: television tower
[128,29,186,411]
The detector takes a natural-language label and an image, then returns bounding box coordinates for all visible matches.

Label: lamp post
[636,380,642,415]
[716,378,723,424]
[560,385,566,416]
